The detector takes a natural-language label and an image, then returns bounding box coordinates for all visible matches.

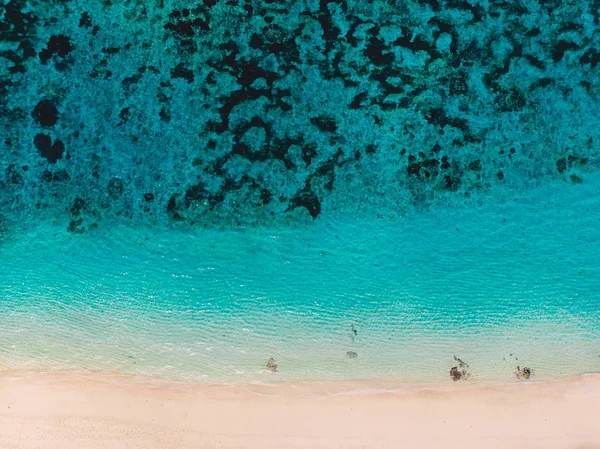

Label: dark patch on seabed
[1,0,599,232]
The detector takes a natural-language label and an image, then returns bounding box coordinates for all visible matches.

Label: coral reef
[1,0,598,231]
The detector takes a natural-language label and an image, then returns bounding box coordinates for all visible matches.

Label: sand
[1,371,599,449]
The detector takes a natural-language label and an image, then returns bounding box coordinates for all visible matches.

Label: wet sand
[1,371,599,449]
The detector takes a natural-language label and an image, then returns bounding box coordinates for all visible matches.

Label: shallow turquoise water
[1,174,599,384]
[2,0,599,386]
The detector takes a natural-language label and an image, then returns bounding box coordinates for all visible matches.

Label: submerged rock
[449,356,471,381]
[515,366,532,380]
[350,324,358,341]
[450,367,462,381]
[346,351,358,359]
[32,100,58,127]
[266,357,278,373]
[34,133,65,164]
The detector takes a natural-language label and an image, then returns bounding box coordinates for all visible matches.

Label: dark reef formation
[1,0,599,232]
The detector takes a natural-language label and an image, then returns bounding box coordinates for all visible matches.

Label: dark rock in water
[79,12,92,28]
[33,100,58,127]
[570,174,583,184]
[33,133,50,152]
[450,366,463,381]
[70,197,85,216]
[556,154,589,176]
[67,217,84,234]
[39,34,73,64]
[450,356,471,381]
[266,357,278,372]
[346,351,358,359]
[515,366,532,380]
[34,134,64,163]
[49,140,65,163]
[289,186,321,218]
[107,177,124,199]
[349,324,358,342]
[454,356,468,368]
[166,195,184,221]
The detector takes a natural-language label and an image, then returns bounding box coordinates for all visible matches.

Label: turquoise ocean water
[1,174,599,384]
[1,0,600,384]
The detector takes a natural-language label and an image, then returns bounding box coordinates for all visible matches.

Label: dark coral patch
[39,34,73,64]
[5,164,23,184]
[70,197,85,215]
[171,63,194,83]
[310,116,337,133]
[34,133,64,163]
[552,41,578,63]
[67,217,84,234]
[79,12,92,28]
[33,132,50,150]
[166,196,184,221]
[494,88,526,112]
[289,184,321,218]
[0,0,597,230]
[32,100,58,127]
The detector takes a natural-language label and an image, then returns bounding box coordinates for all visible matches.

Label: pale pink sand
[1,371,599,449]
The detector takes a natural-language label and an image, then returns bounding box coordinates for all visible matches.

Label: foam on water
[1,174,599,384]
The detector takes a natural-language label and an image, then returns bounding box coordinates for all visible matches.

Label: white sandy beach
[1,371,599,449]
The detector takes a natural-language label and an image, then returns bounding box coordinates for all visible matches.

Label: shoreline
[2,370,600,448]
[4,366,598,393]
